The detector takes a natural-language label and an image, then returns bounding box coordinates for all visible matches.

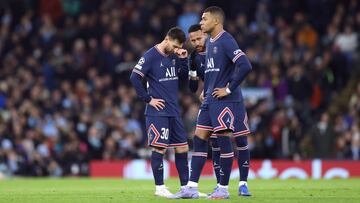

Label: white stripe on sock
[187,181,198,188]
[218,184,228,189]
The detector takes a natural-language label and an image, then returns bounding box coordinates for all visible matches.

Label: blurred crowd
[0,0,359,177]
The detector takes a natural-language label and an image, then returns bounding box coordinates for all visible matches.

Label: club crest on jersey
[172,59,176,65]
[213,46,218,54]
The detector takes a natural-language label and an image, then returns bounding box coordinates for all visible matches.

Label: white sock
[181,186,186,189]
[156,185,165,190]
[187,181,198,187]
[239,181,247,186]
[218,184,228,189]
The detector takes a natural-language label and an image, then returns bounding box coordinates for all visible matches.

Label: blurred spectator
[309,112,336,159]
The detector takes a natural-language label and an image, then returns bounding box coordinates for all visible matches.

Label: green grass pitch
[0,178,359,203]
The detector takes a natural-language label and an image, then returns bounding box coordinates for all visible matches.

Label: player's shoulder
[134,47,157,70]
[219,31,239,50]
[138,47,158,65]
[221,31,236,42]
[143,47,157,59]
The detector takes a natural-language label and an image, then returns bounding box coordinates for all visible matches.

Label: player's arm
[227,49,252,93]
[213,37,252,99]
[130,72,151,102]
[188,51,199,93]
[175,48,189,80]
[130,55,165,110]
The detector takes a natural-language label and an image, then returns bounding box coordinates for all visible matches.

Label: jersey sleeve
[176,57,189,80]
[132,53,152,77]
[223,36,246,64]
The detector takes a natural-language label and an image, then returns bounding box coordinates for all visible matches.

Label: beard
[196,45,205,52]
[164,46,173,55]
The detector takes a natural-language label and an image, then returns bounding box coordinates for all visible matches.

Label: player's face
[189,30,206,52]
[165,37,183,55]
[200,12,215,33]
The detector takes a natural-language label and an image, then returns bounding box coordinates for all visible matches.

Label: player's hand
[149,98,165,111]
[199,91,204,103]
[212,87,229,99]
[174,48,188,58]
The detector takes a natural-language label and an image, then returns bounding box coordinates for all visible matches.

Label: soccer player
[129,27,190,198]
[171,7,253,199]
[187,24,221,185]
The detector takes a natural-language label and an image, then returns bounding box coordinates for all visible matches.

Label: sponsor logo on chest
[205,57,220,73]
[159,60,178,82]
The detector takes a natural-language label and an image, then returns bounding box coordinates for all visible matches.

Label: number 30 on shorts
[161,128,169,140]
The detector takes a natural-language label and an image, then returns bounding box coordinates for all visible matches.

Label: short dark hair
[188,24,201,33]
[204,6,225,23]
[167,27,186,44]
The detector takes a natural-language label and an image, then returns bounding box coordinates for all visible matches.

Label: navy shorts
[196,102,250,137]
[146,116,188,148]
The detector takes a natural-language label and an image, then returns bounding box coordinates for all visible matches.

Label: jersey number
[161,128,169,140]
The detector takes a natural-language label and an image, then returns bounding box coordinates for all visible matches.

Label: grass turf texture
[0,178,359,203]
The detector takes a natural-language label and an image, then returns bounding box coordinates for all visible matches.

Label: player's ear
[213,16,220,26]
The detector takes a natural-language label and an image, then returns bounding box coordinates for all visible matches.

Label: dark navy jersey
[194,51,206,81]
[188,51,206,93]
[203,31,246,104]
[132,46,188,117]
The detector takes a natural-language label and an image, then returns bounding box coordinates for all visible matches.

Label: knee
[153,147,166,154]
[175,145,189,153]
[194,129,211,140]
[216,135,233,153]
[210,137,219,148]
[215,130,232,137]
[235,135,248,147]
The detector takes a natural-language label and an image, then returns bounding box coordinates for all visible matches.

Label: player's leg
[169,129,210,199]
[174,146,189,187]
[188,128,212,185]
[151,147,172,197]
[208,130,233,199]
[168,106,212,199]
[207,103,237,199]
[146,116,172,197]
[169,116,189,188]
[188,105,213,188]
[210,134,220,185]
[233,106,251,196]
[235,135,251,196]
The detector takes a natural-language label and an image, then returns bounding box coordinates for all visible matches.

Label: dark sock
[189,136,208,183]
[211,137,220,184]
[235,136,250,182]
[217,135,233,186]
[175,152,189,186]
[151,151,164,185]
